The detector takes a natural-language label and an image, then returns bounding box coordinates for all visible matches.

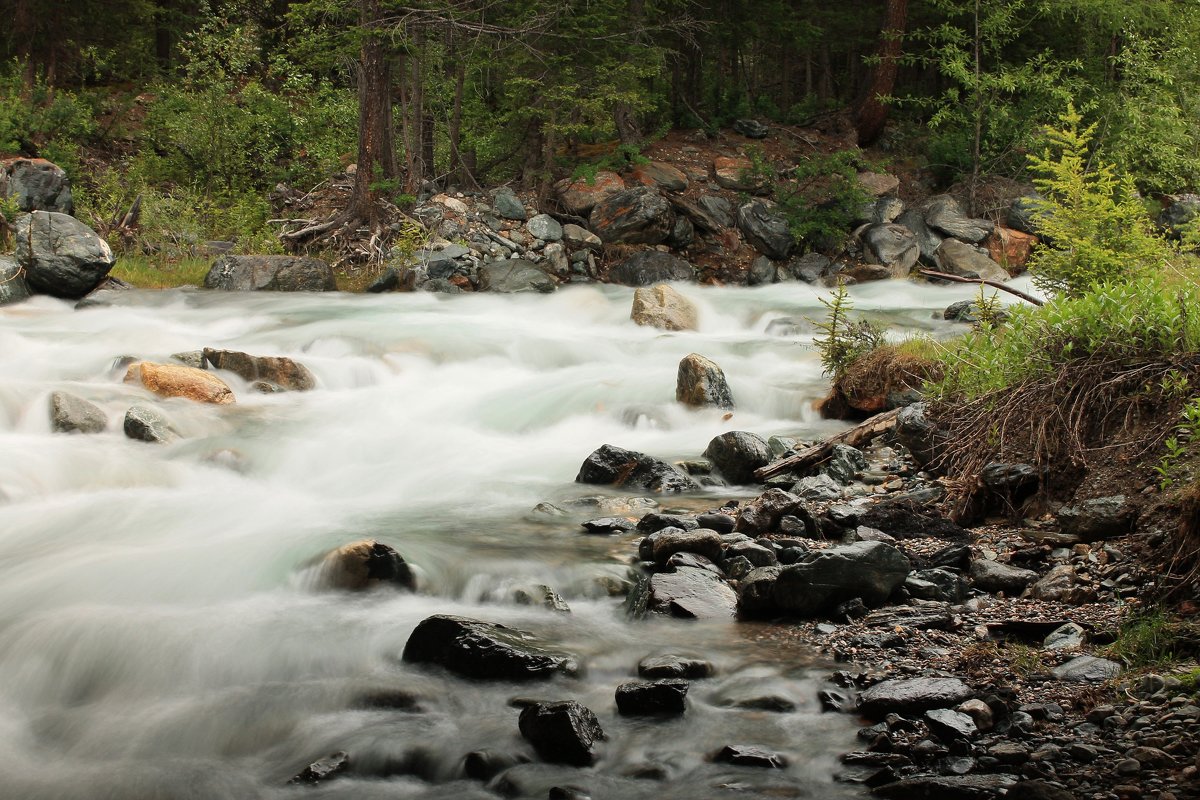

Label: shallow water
[0,279,1027,799]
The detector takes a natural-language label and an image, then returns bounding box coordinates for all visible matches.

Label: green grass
[109,255,213,289]
[1102,610,1181,670]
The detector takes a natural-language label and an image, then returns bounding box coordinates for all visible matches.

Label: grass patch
[109,255,212,289]
[1102,609,1200,670]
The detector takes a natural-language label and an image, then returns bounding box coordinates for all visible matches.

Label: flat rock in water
[124,361,235,405]
[638,654,713,679]
[49,391,106,434]
[647,566,737,619]
[123,404,176,444]
[289,751,350,785]
[873,773,1016,799]
[580,517,636,534]
[575,443,698,493]
[713,745,787,768]
[402,615,577,680]
[1051,655,1122,683]
[202,348,316,391]
[518,701,605,766]
[857,677,974,717]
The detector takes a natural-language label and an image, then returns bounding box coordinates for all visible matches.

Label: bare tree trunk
[347,0,395,225]
[854,0,908,147]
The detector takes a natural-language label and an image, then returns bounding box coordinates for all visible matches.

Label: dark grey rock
[785,252,836,283]
[696,511,735,533]
[791,474,842,501]
[0,158,73,214]
[923,195,994,243]
[667,215,694,249]
[580,517,636,534]
[737,200,794,260]
[894,403,943,468]
[713,745,787,768]
[824,443,867,484]
[772,541,910,615]
[366,268,400,293]
[615,679,688,716]
[857,678,974,717]
[123,404,176,443]
[697,195,735,228]
[873,773,1016,799]
[15,211,115,298]
[968,559,1037,594]
[202,348,316,391]
[638,654,713,679]
[934,239,1007,282]
[518,701,604,766]
[858,196,906,225]
[609,251,695,286]
[676,353,734,410]
[589,187,674,245]
[463,749,528,781]
[478,259,555,293]
[512,584,571,613]
[49,391,106,434]
[651,528,723,564]
[925,708,977,741]
[1007,193,1047,236]
[492,189,527,221]
[576,444,699,493]
[402,615,577,680]
[526,213,562,241]
[646,566,737,619]
[896,208,944,263]
[736,566,781,614]
[704,431,770,484]
[1057,495,1136,541]
[204,254,336,292]
[747,255,776,286]
[733,119,769,138]
[0,255,31,305]
[637,513,699,533]
[905,569,966,603]
[735,489,813,536]
[1051,655,1122,683]
[860,223,919,278]
[289,751,350,785]
[726,541,777,568]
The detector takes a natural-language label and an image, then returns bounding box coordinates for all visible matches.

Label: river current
[0,279,1007,799]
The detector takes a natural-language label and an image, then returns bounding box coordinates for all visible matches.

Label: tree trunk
[345,0,394,225]
[854,0,908,147]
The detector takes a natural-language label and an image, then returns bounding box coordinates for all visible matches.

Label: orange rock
[556,171,626,214]
[124,361,235,405]
[985,226,1038,274]
[630,162,689,192]
[712,156,764,192]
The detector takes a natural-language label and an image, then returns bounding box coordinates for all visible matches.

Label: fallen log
[917,268,1043,307]
[754,408,901,481]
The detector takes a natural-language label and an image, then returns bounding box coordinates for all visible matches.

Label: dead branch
[755,408,901,481]
[918,268,1044,306]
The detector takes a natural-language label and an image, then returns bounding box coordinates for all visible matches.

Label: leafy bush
[0,61,97,164]
[1027,105,1171,297]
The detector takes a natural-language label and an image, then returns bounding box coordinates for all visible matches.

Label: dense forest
[3,0,1200,250]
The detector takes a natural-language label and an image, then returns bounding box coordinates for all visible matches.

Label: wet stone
[714,745,788,769]
[615,679,689,716]
[580,517,636,534]
[518,701,605,766]
[289,751,350,785]
[857,678,974,717]
[402,615,578,681]
[637,654,713,679]
[925,708,978,741]
[1051,655,1122,683]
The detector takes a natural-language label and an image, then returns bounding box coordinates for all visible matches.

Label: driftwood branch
[754,408,901,481]
[918,269,1044,306]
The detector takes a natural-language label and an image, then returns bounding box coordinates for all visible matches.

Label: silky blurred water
[0,279,1023,799]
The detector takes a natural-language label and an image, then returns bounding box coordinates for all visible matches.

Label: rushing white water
[0,279,1017,799]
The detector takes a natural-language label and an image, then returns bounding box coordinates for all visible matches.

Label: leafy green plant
[1103,609,1181,669]
[1156,398,1200,490]
[0,61,97,162]
[1026,105,1171,297]
[569,143,650,184]
[811,284,887,380]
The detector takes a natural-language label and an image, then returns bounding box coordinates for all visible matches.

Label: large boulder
[1057,495,1136,541]
[969,559,1037,595]
[630,162,689,192]
[713,156,765,192]
[630,284,698,331]
[922,195,994,243]
[0,157,73,214]
[645,566,738,619]
[736,201,794,260]
[49,391,106,434]
[313,540,416,592]
[588,187,675,245]
[771,540,910,615]
[704,431,771,485]
[934,239,1009,282]
[615,679,689,716]
[609,251,695,286]
[676,353,734,410]
[204,255,336,292]
[896,208,944,263]
[14,211,114,298]
[402,615,578,680]
[202,349,316,391]
[124,361,235,405]
[556,171,626,215]
[576,443,699,493]
[518,701,605,766]
[860,223,919,278]
[671,194,735,232]
[0,255,31,306]
[478,259,556,293]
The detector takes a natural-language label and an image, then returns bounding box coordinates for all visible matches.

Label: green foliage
[0,62,97,161]
[569,144,650,184]
[1026,105,1171,297]
[1155,397,1200,490]
[811,284,888,380]
[1103,609,1182,669]
[972,286,1005,329]
[931,276,1200,400]
[108,254,213,289]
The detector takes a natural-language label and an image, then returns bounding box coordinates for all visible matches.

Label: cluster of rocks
[47,348,315,444]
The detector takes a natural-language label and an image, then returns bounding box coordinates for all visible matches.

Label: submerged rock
[314,540,416,592]
[123,404,176,443]
[518,701,605,766]
[630,283,698,331]
[402,615,577,680]
[615,679,689,716]
[713,745,787,769]
[576,443,699,493]
[289,751,350,785]
[637,654,713,679]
